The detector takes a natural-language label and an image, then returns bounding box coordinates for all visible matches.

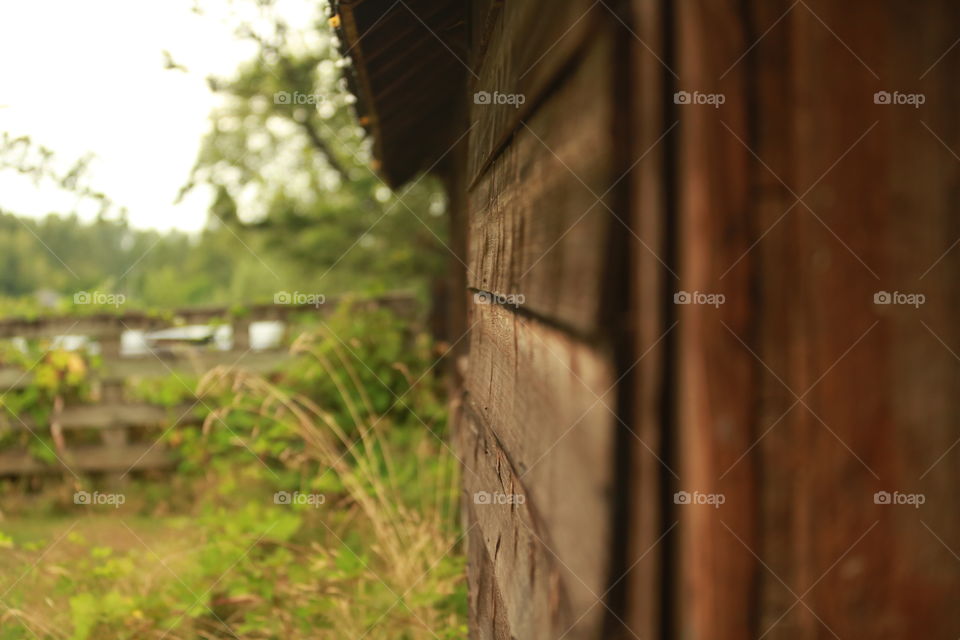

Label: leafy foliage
[0,340,97,462]
[180,0,450,291]
[0,209,397,313]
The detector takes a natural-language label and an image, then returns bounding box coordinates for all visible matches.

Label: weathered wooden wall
[458,2,629,638]
[458,0,960,638]
[670,1,960,638]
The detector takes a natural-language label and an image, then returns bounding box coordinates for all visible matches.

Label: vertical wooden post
[623,0,674,638]
[99,324,128,487]
[98,325,123,361]
[659,0,960,637]
[233,319,251,352]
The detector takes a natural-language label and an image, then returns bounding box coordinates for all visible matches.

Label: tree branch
[298,118,350,182]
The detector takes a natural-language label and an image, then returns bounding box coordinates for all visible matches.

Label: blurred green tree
[0,1,449,314]
[179,0,449,294]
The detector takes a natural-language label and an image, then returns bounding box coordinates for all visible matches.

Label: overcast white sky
[0,1,274,232]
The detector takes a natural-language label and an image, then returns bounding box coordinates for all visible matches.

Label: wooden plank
[0,315,125,340]
[1,403,199,431]
[464,497,512,640]
[0,350,293,390]
[103,349,292,379]
[747,1,960,638]
[668,1,960,637]
[0,293,419,339]
[463,301,617,638]
[468,39,616,337]
[623,0,673,637]
[458,407,565,639]
[468,0,601,183]
[0,367,31,391]
[673,1,757,638]
[748,1,815,634]
[0,443,174,475]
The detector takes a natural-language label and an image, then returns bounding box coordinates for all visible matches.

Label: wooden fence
[0,293,418,476]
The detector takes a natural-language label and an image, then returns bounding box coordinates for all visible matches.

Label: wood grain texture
[670,0,960,637]
[468,0,600,184]
[461,6,635,639]
[467,39,616,337]
[459,407,564,639]
[673,1,758,638]
[464,504,512,640]
[746,1,960,638]
[455,0,960,637]
[623,0,674,637]
[462,300,617,639]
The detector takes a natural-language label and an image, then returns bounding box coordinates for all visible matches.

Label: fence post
[233,319,251,352]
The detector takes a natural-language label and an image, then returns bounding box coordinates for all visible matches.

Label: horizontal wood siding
[463,303,616,638]
[468,39,616,337]
[468,0,601,184]
[457,0,960,637]
[460,4,625,638]
[459,407,560,638]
